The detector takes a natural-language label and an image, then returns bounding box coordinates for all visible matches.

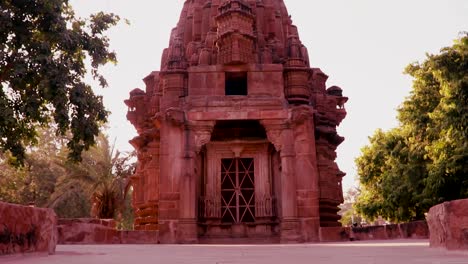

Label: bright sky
[71,0,468,192]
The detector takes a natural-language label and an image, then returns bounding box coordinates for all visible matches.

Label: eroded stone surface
[0,202,57,255]
[125,0,347,243]
[427,199,468,250]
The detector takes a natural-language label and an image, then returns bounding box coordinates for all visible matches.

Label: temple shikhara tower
[125,0,347,243]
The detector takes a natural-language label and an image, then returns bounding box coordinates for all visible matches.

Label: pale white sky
[71,0,468,191]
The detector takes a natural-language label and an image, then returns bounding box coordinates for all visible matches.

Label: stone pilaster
[156,108,185,243]
[291,105,320,242]
[262,120,301,243]
[178,121,215,243]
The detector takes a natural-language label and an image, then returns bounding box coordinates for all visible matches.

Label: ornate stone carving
[260,120,285,152]
[188,121,215,153]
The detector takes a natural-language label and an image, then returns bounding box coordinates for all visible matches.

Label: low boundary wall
[320,221,429,242]
[0,202,57,255]
[427,199,468,250]
[58,218,158,244]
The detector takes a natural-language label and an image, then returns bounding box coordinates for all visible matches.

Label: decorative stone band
[198,195,276,219]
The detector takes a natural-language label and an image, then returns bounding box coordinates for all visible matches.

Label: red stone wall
[319,221,429,242]
[0,202,57,255]
[350,221,429,241]
[427,199,468,250]
[57,218,158,244]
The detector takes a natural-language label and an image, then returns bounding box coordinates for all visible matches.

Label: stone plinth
[427,199,468,250]
[57,218,119,244]
[319,221,429,242]
[57,218,158,244]
[0,202,57,255]
[319,227,350,242]
[350,221,428,241]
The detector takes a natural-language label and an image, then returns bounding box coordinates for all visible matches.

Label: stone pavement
[2,240,467,264]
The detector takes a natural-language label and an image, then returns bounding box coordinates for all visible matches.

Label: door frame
[205,140,271,223]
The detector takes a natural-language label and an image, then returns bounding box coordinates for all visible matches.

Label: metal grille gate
[221,158,255,223]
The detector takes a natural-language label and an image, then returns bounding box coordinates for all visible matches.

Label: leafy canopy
[0,126,135,222]
[355,33,468,222]
[0,0,120,163]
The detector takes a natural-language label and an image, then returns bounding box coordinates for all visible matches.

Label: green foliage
[48,134,135,219]
[355,129,427,222]
[0,0,120,163]
[355,33,468,222]
[0,127,135,223]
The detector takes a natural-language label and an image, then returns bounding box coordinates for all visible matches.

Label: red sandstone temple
[125,0,347,243]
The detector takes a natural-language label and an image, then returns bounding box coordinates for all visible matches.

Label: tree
[355,129,427,222]
[421,35,468,202]
[355,33,468,222]
[48,134,135,219]
[0,0,120,163]
[0,127,135,223]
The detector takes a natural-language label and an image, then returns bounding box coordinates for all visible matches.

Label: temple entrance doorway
[198,120,279,241]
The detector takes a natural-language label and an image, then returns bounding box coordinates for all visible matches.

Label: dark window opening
[225,72,248,96]
[211,120,267,141]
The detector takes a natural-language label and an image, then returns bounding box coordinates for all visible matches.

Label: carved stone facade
[125,0,347,243]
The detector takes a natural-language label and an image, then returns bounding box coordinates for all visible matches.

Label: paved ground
[2,240,468,264]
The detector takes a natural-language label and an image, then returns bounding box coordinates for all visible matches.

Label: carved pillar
[291,106,320,242]
[261,120,301,243]
[178,121,214,243]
